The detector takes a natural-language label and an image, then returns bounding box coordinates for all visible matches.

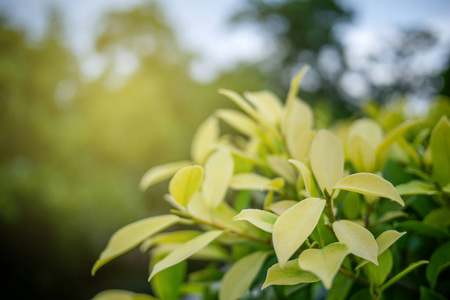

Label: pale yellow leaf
[333,220,378,265]
[140,230,201,253]
[267,155,297,184]
[289,159,319,197]
[92,289,157,300]
[273,198,326,268]
[216,109,259,137]
[311,130,344,193]
[298,242,350,289]
[291,130,315,162]
[333,173,404,206]
[429,116,450,185]
[284,100,313,158]
[347,135,376,172]
[220,251,269,300]
[244,90,284,125]
[92,215,179,275]
[262,259,319,290]
[202,148,234,208]
[267,200,298,215]
[283,66,310,132]
[230,173,273,191]
[233,209,278,233]
[139,161,192,191]
[169,165,203,207]
[376,230,406,255]
[191,116,219,164]
[148,230,224,281]
[395,180,437,196]
[348,118,384,149]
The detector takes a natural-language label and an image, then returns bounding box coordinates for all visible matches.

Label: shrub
[91,67,450,300]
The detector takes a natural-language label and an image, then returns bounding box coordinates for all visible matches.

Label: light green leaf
[426,241,450,288]
[220,251,269,300]
[284,100,313,159]
[139,161,192,191]
[395,180,437,196]
[289,159,319,197]
[373,211,408,225]
[379,260,428,292]
[420,286,447,300]
[443,183,450,194]
[244,90,284,125]
[151,260,186,300]
[363,249,393,286]
[92,290,157,300]
[148,230,224,281]
[92,215,179,275]
[216,109,259,137]
[230,173,273,191]
[298,242,350,289]
[169,166,203,207]
[140,230,201,253]
[202,148,234,208]
[267,155,297,184]
[429,116,450,185]
[311,130,344,193]
[151,243,229,262]
[348,118,384,149]
[347,135,376,173]
[396,220,450,240]
[267,200,298,215]
[191,116,219,164]
[233,209,278,233]
[291,130,315,162]
[333,173,404,206]
[273,198,326,268]
[333,220,378,265]
[376,230,406,255]
[283,66,310,131]
[262,259,319,290]
[424,207,450,227]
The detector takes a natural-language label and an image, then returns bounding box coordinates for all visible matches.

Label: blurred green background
[0,0,449,298]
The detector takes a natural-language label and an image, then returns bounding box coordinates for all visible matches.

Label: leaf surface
[139,161,192,191]
[363,249,393,286]
[92,290,157,300]
[267,155,296,184]
[230,173,273,191]
[262,259,318,290]
[267,200,298,215]
[216,109,259,137]
[426,241,450,288]
[429,116,450,185]
[289,159,319,197]
[169,166,203,207]
[395,180,437,196]
[233,209,278,233]
[191,116,219,164]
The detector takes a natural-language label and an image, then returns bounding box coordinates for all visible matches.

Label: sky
[0,0,449,82]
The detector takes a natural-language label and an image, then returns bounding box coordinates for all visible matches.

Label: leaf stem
[325,191,336,223]
[339,267,370,286]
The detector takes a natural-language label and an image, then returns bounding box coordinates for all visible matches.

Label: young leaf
[267,155,297,184]
[262,259,319,290]
[216,109,259,137]
[267,200,298,215]
[311,130,344,193]
[92,289,157,300]
[191,116,219,164]
[363,249,393,286]
[289,159,319,197]
[202,148,234,208]
[426,241,450,288]
[148,230,224,281]
[429,116,450,186]
[220,251,269,300]
[333,173,404,206]
[376,230,406,255]
[140,230,202,253]
[230,173,273,191]
[379,260,428,292]
[139,160,192,191]
[395,180,437,196]
[284,100,313,159]
[347,135,376,172]
[283,65,310,129]
[244,90,284,125]
[92,215,179,275]
[298,242,350,290]
[273,198,326,268]
[169,166,203,207]
[348,118,384,149]
[333,220,378,265]
[233,209,278,233]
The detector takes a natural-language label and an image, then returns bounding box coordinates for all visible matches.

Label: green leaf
[151,243,229,262]
[333,173,404,206]
[267,200,298,215]
[140,230,201,253]
[233,209,278,233]
[342,192,362,220]
[273,198,326,268]
[284,100,313,159]
[151,260,186,300]
[229,173,273,191]
[395,180,437,196]
[169,166,203,207]
[379,260,428,292]
[244,90,284,125]
[92,290,157,300]
[220,251,269,300]
[283,65,310,129]
[373,211,408,225]
[191,116,219,164]
[291,130,316,162]
[333,220,378,265]
[424,207,450,227]
[92,215,179,275]
[267,155,297,184]
[396,221,450,240]
[311,130,344,193]
[376,230,406,255]
[429,116,450,185]
[420,286,447,300]
[347,135,377,173]
[202,148,234,208]
[148,230,224,281]
[298,242,350,289]
[139,161,192,191]
[363,249,393,286]
[216,109,259,137]
[262,259,319,290]
[325,273,354,300]
[289,159,320,197]
[426,241,450,288]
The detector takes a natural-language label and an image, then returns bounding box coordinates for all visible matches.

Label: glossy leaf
[333,220,378,265]
[429,116,450,185]
[333,173,404,206]
[139,161,192,191]
[395,180,437,196]
[289,159,319,197]
[220,251,269,300]
[233,209,278,233]
[148,230,224,281]
[92,290,157,300]
[92,215,179,275]
[202,148,234,208]
[262,259,319,290]
[426,241,450,288]
[311,130,344,193]
[298,242,350,289]
[273,198,326,268]
[230,173,273,191]
[191,116,219,164]
[169,166,203,207]
[267,200,297,215]
[216,109,259,137]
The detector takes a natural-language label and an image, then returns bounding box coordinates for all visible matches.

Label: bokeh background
[0,0,449,299]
